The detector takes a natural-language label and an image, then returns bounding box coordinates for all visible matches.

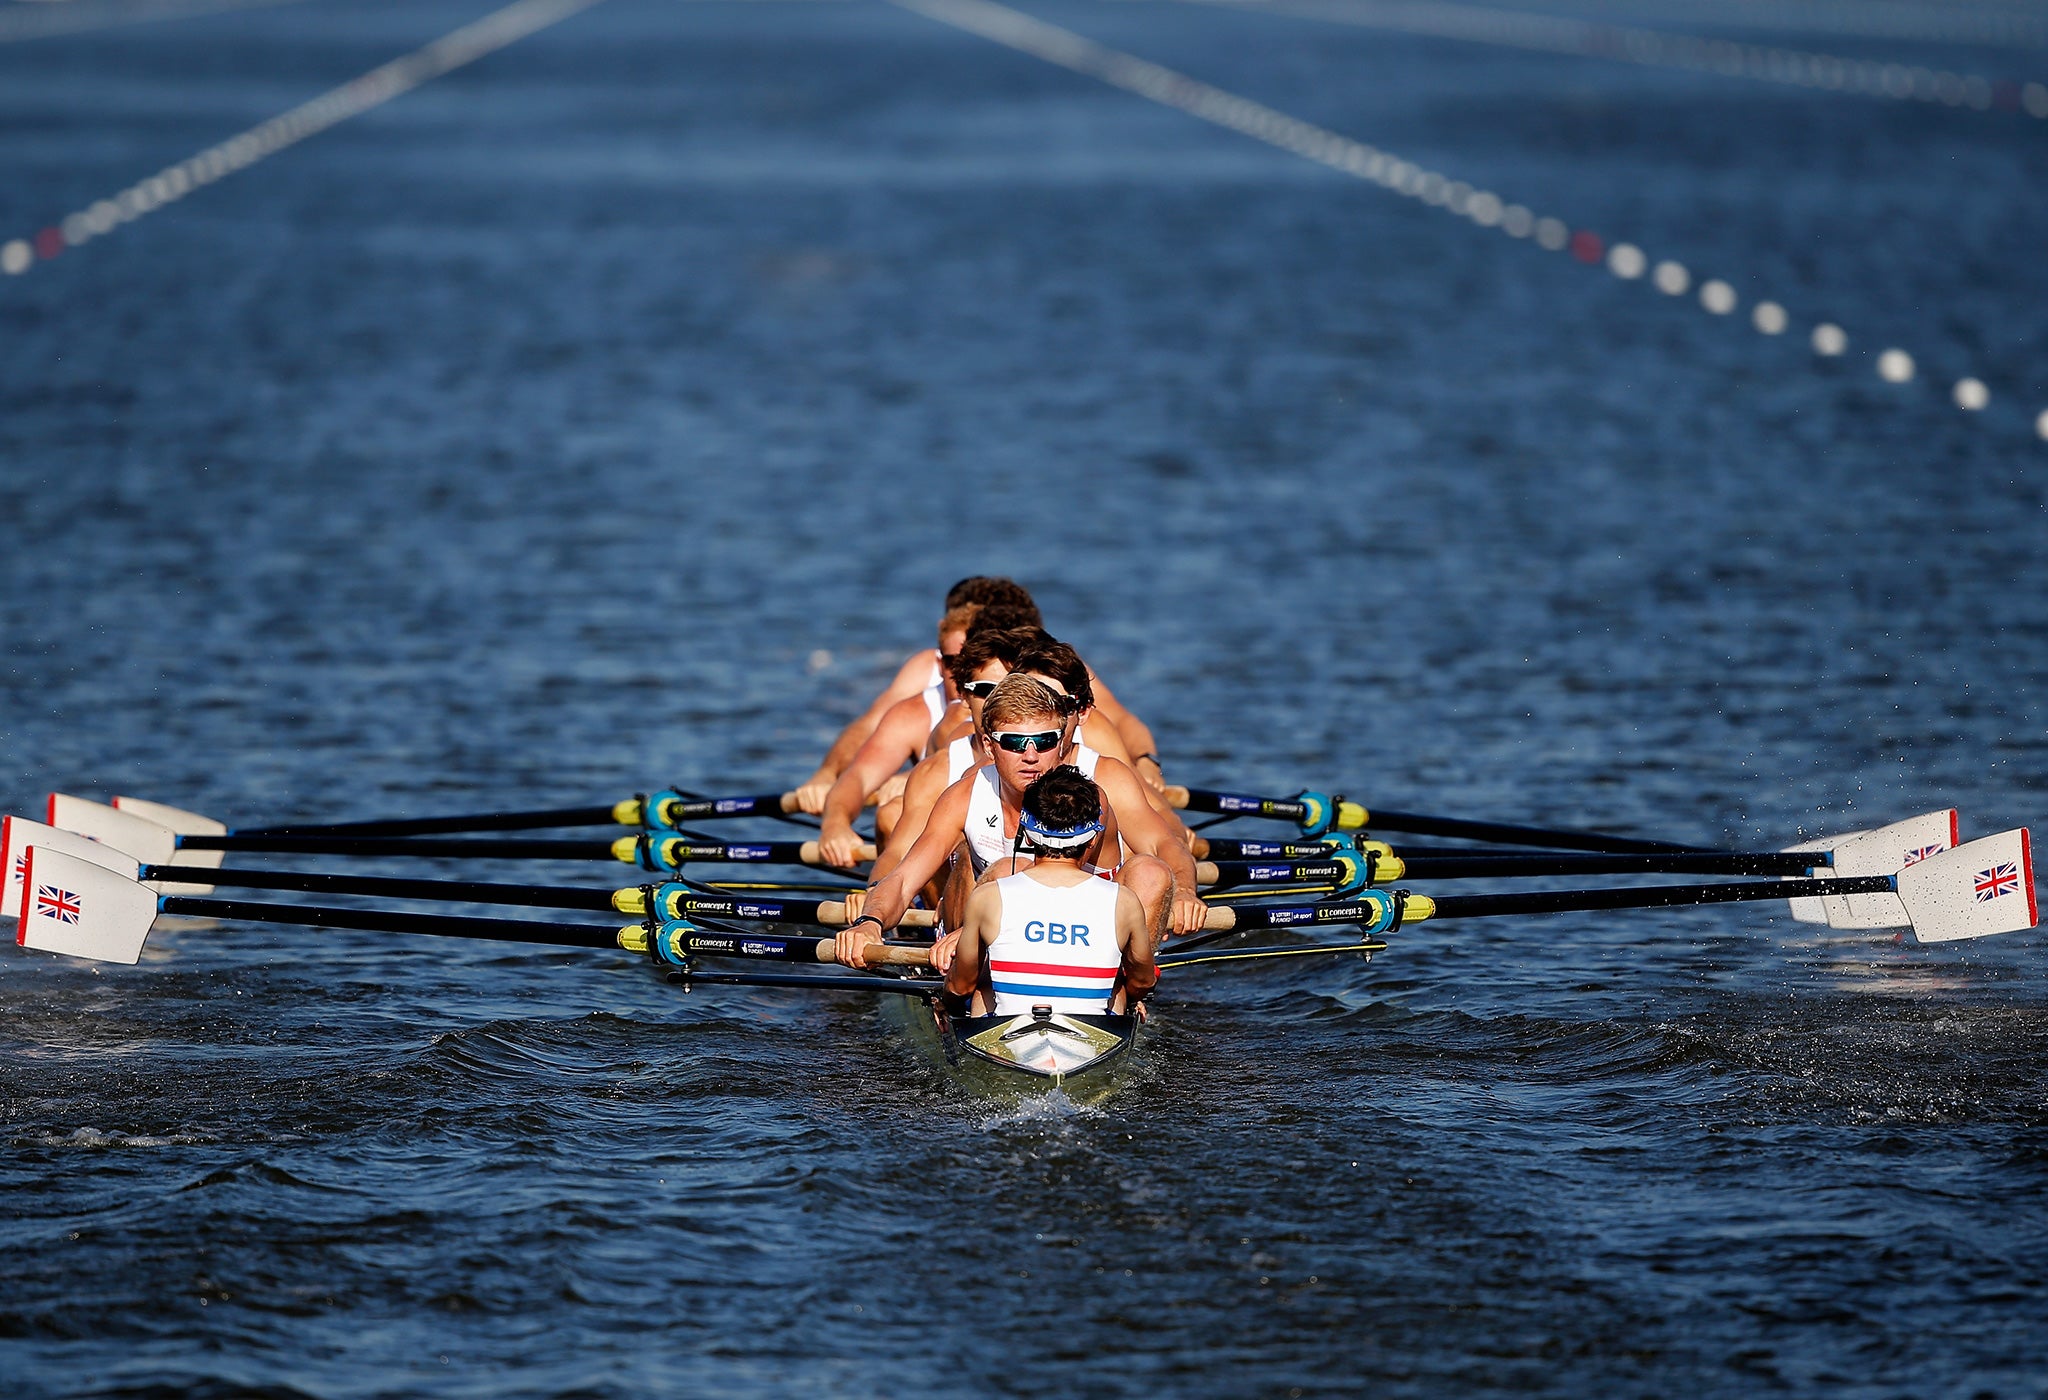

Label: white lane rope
[0,0,313,45]
[886,0,2046,441]
[1174,0,2048,120]
[0,0,609,276]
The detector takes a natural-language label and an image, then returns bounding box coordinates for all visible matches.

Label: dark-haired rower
[942,767,1155,1018]
[789,577,1043,813]
[813,625,1139,868]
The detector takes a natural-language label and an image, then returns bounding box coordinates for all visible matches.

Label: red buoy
[1570,229,1604,264]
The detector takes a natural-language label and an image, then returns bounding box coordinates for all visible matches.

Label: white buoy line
[0,0,610,277]
[1171,0,2048,120]
[0,0,311,45]
[886,0,2045,440]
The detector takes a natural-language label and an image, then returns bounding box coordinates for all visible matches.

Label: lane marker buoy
[891,0,2036,435]
[0,0,610,274]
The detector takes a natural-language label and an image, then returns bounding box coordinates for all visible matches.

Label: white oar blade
[1898,829,2035,944]
[15,845,158,965]
[0,817,139,919]
[1823,809,1961,929]
[110,796,225,890]
[111,796,225,836]
[45,793,182,874]
[1781,832,1857,925]
[1778,810,1958,930]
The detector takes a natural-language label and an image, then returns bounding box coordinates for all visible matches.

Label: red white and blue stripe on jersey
[987,958,1118,1008]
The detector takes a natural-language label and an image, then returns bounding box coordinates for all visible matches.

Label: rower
[942,767,1155,1018]
[813,623,1037,868]
[789,577,1041,812]
[835,675,1207,967]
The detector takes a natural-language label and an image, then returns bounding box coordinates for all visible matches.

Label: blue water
[2,0,2045,1394]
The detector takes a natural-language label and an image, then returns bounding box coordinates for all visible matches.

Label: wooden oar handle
[842,943,932,967]
[816,902,937,930]
[782,789,887,813]
[1163,784,1191,810]
[1201,906,1239,933]
[798,840,877,867]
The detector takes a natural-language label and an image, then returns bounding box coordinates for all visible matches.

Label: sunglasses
[991,730,1064,754]
[961,680,1000,698]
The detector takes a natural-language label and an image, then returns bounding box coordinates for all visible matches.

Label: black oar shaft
[1203,859,1352,888]
[1199,839,1346,860]
[1422,875,1892,920]
[180,835,617,860]
[147,865,618,911]
[1362,809,1700,855]
[1399,852,1820,879]
[664,969,938,998]
[157,897,622,948]
[237,805,623,837]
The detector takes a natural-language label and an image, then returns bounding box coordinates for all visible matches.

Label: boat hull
[880,995,1138,1104]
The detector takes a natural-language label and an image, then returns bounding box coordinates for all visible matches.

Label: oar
[103,789,811,838]
[8,845,936,968]
[1162,784,1704,852]
[1190,827,2034,947]
[12,806,873,875]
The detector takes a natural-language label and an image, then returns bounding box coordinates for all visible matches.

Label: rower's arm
[793,649,937,809]
[947,883,1001,999]
[1098,758,1205,934]
[862,776,974,931]
[1115,886,1157,999]
[816,696,932,865]
[868,752,951,884]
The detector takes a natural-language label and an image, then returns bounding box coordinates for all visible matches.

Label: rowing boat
[9,791,2036,1110]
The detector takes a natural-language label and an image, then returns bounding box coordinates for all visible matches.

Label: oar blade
[15,845,157,965]
[1,817,137,918]
[111,796,226,837]
[44,794,214,892]
[1898,829,2034,944]
[1781,831,1858,925]
[1822,809,1960,930]
[1780,811,1958,930]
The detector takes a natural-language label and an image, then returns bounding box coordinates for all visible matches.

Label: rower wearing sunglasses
[834,674,1206,969]
[943,766,1157,1019]
[813,625,1142,869]
[788,576,1041,814]
[828,630,1140,872]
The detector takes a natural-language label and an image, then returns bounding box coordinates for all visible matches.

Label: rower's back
[985,866,1124,1016]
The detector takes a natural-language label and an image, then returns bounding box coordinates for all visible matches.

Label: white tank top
[946,736,979,785]
[919,653,947,730]
[961,746,1102,875]
[985,871,1123,1015]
